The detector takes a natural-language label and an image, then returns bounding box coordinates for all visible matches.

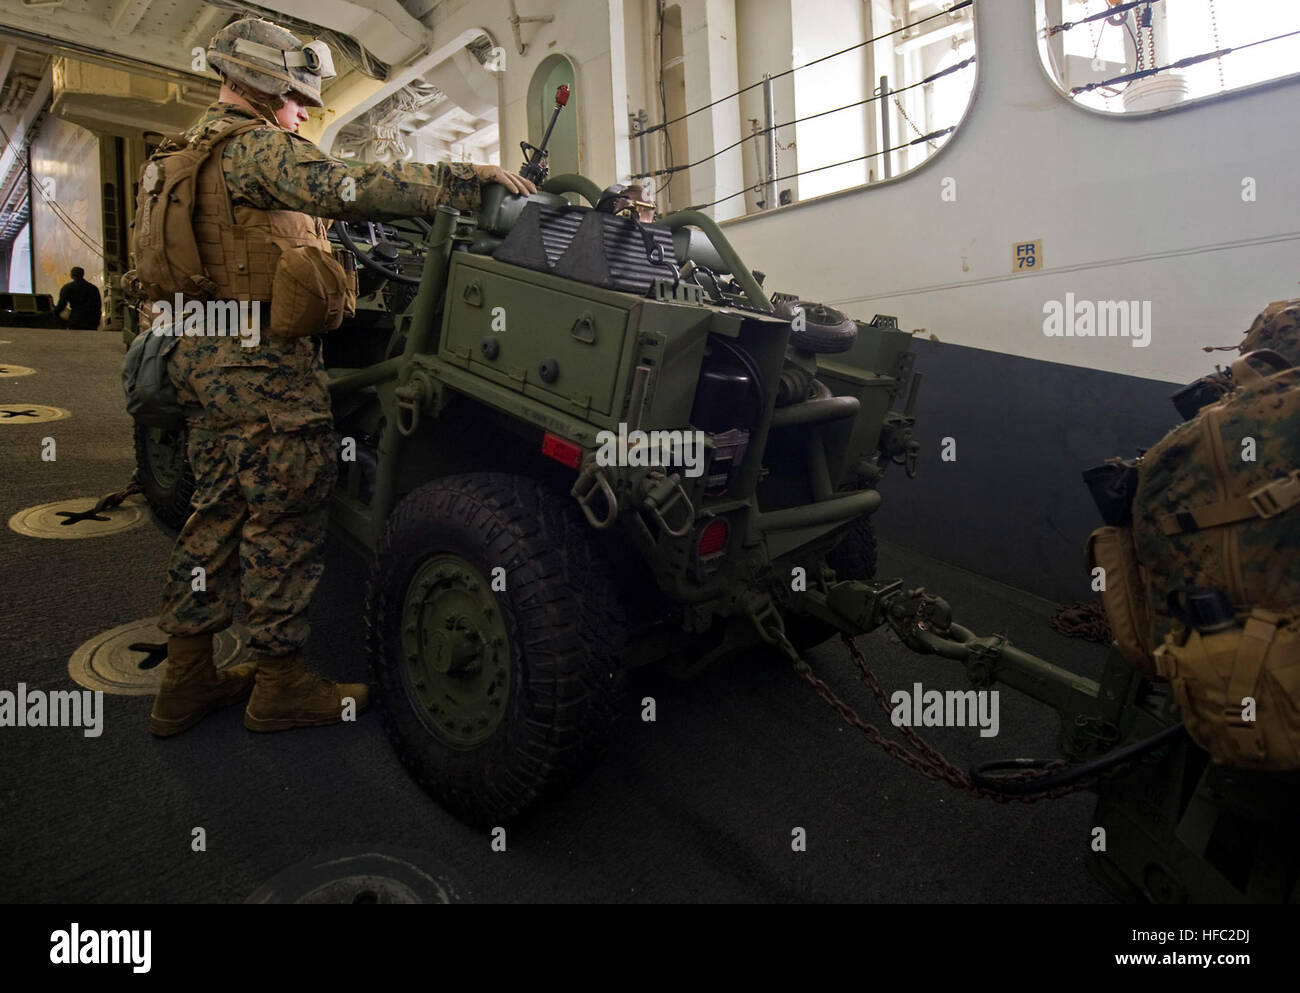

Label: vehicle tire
[366,472,627,825]
[786,515,879,650]
[133,421,195,533]
[785,300,858,354]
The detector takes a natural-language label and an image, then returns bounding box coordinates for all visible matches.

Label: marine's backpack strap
[191,115,266,151]
[1158,470,1300,535]
[192,117,274,237]
[1223,608,1283,764]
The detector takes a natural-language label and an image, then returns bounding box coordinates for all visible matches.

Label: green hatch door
[441,255,633,418]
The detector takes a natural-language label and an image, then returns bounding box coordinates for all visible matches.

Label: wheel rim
[400,554,509,747]
[146,427,183,489]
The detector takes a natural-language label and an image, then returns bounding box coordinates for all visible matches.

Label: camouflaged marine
[1240,298,1300,367]
[149,17,535,736]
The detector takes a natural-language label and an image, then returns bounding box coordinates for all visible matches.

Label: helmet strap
[225,76,285,127]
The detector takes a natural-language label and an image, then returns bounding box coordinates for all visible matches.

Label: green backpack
[121,325,187,429]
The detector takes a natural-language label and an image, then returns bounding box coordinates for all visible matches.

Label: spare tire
[780,300,858,354]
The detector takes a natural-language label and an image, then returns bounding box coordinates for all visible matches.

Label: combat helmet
[1240,298,1300,367]
[207,17,336,107]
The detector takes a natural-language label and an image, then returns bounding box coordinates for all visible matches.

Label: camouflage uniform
[1240,298,1300,367]
[158,102,481,658]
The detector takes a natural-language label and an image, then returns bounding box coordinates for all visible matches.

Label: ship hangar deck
[0,326,1112,903]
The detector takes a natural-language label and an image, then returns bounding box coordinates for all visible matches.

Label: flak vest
[192,116,355,336]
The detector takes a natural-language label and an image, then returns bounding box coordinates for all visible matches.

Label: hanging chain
[85,471,142,516]
[793,633,1108,803]
[1144,8,1156,73]
[1086,0,1101,61]
[1207,0,1226,91]
[892,95,938,151]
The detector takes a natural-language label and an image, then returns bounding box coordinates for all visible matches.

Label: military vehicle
[129,93,1298,904]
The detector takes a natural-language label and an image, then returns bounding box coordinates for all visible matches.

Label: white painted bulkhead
[713,0,1300,385]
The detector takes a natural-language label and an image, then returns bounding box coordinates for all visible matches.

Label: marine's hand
[472,164,537,196]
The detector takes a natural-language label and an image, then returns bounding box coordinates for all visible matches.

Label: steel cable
[632,0,973,139]
[644,56,974,181]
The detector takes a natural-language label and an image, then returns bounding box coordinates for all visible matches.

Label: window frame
[717,0,983,229]
[1032,0,1300,122]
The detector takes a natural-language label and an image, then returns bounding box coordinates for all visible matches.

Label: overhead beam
[266,0,435,66]
[410,95,463,130]
[0,68,53,206]
[108,0,153,35]
[0,18,211,83]
[314,26,489,153]
[0,44,17,97]
[421,47,497,118]
[182,5,228,50]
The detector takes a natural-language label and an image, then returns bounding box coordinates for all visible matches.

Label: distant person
[54,267,101,329]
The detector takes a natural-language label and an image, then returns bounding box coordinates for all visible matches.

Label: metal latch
[570,311,597,344]
[640,471,695,538]
[395,372,432,437]
[572,467,618,529]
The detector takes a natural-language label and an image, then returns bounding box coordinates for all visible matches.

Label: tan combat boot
[150,634,258,737]
[243,653,370,732]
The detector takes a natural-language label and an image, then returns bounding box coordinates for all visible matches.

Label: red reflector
[541,432,582,469]
[697,518,729,558]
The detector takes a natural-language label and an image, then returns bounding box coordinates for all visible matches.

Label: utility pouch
[333,247,358,319]
[1082,458,1140,526]
[269,244,356,338]
[1155,607,1300,771]
[1085,524,1155,674]
[122,326,186,429]
[1171,373,1232,421]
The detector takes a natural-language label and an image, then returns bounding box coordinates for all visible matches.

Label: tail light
[541,432,582,469]
[697,517,729,558]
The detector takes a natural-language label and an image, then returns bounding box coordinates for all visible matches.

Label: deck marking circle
[8,496,145,539]
[68,617,251,695]
[0,404,70,424]
[245,847,468,904]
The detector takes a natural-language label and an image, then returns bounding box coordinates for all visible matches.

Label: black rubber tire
[365,473,627,826]
[133,421,195,534]
[787,515,879,650]
[787,300,858,355]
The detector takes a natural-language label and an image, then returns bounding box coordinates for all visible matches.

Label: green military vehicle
[130,113,1298,904]
[134,170,921,816]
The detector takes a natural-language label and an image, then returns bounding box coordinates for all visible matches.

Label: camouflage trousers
[157,334,338,658]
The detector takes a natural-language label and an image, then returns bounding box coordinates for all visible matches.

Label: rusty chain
[793,632,1110,803]
[1049,600,1112,644]
[86,472,142,516]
